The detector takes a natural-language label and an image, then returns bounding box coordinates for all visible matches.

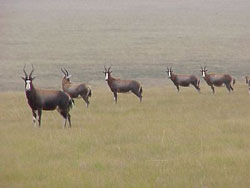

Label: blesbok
[200,66,235,94]
[245,75,250,94]
[21,65,73,128]
[61,68,91,108]
[166,67,200,93]
[103,66,143,103]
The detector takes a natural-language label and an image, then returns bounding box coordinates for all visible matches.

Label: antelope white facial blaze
[26,80,31,90]
[202,71,205,77]
[168,71,171,77]
[105,73,109,80]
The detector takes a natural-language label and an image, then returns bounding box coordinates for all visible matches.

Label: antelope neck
[170,73,177,81]
[25,84,36,101]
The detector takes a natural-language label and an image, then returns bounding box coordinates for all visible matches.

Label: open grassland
[1,0,250,187]
[1,84,250,187]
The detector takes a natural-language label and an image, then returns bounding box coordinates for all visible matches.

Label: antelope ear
[110,71,112,73]
[66,75,72,79]
[21,76,25,80]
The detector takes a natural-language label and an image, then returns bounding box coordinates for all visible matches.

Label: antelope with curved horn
[21,65,73,128]
[103,66,143,103]
[166,67,200,93]
[61,68,91,108]
[200,66,235,94]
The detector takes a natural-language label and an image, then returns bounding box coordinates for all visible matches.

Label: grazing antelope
[61,68,91,108]
[166,67,200,93]
[103,66,143,103]
[200,66,235,94]
[21,65,73,128]
[245,75,250,94]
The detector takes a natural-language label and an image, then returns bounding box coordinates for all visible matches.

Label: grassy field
[1,0,250,187]
[1,84,250,187]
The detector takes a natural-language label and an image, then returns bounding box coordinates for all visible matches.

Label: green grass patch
[1,84,250,187]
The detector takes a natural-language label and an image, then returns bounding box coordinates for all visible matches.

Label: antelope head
[200,66,208,78]
[103,65,112,81]
[61,68,72,84]
[21,64,36,91]
[166,66,173,78]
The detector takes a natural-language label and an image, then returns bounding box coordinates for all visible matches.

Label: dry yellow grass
[1,84,250,187]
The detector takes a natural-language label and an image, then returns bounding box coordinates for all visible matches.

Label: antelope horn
[23,64,28,78]
[104,65,107,71]
[29,64,35,78]
[108,65,111,71]
[64,68,69,76]
[61,68,66,75]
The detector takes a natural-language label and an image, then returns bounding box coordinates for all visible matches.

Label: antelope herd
[22,64,248,128]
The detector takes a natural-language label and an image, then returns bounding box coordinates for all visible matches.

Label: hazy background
[1,0,250,91]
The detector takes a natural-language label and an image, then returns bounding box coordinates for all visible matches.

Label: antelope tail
[69,98,74,109]
[197,79,200,87]
[139,86,143,95]
[87,87,92,97]
[233,78,236,85]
